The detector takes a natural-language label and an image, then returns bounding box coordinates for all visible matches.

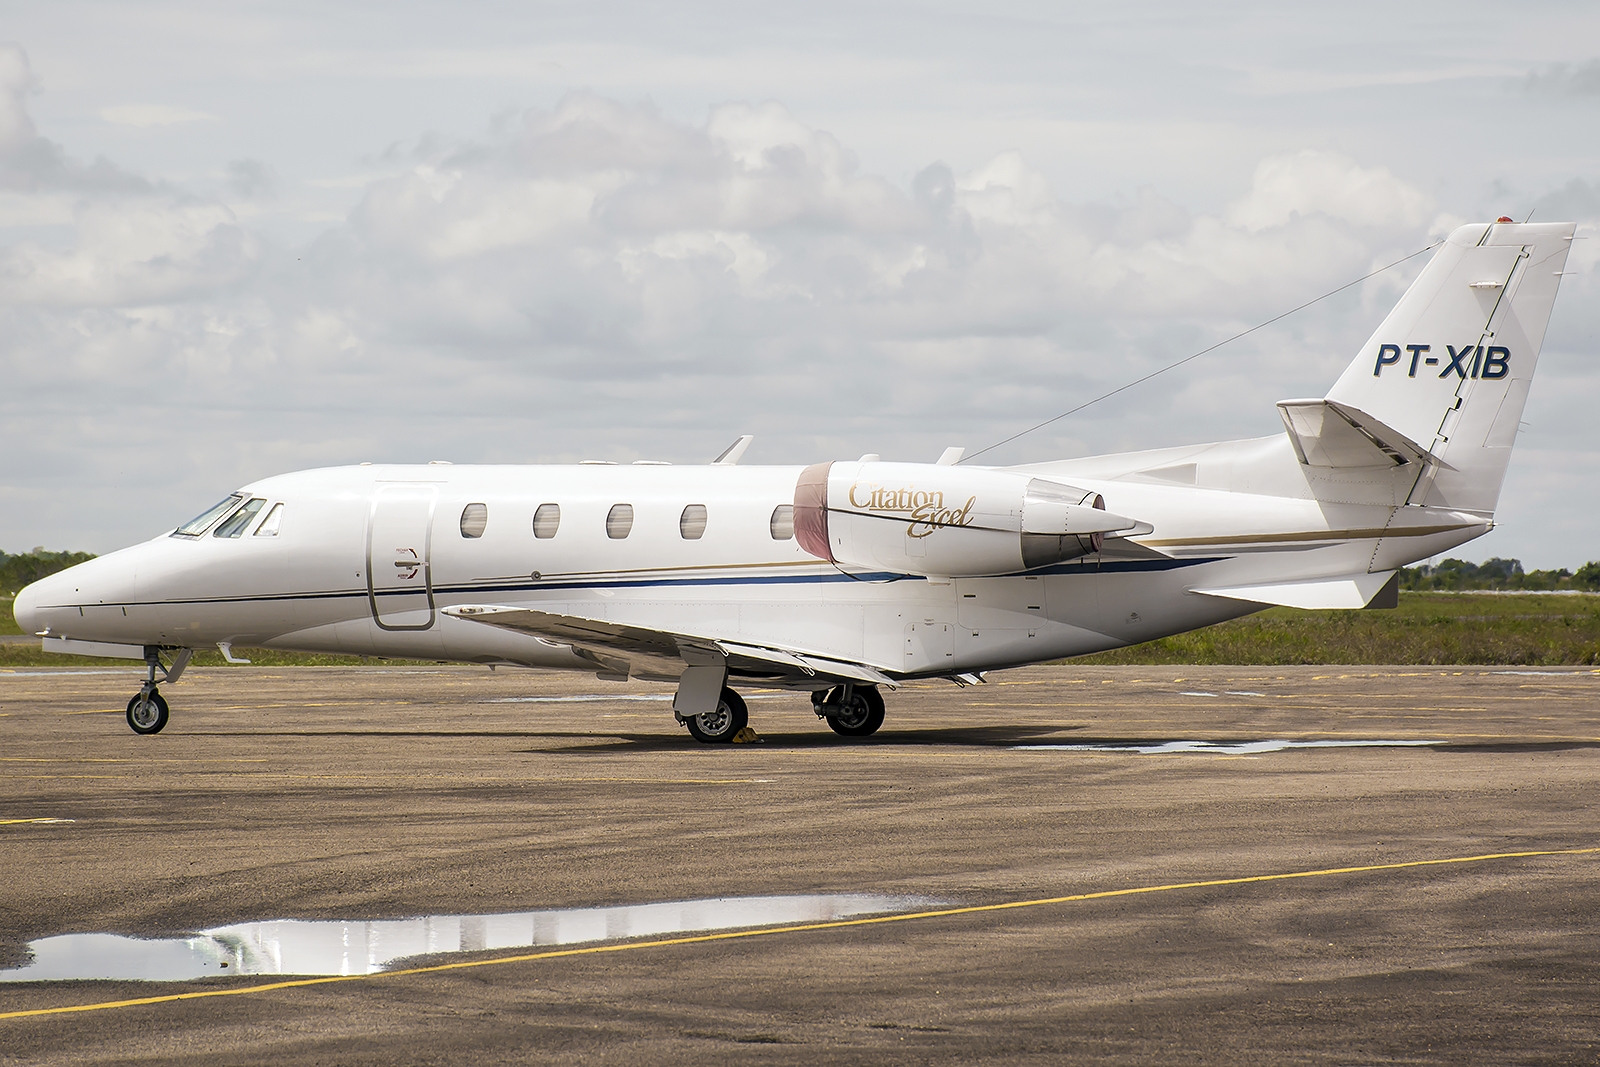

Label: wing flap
[443,605,899,687]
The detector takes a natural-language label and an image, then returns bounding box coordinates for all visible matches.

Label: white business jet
[13,221,1576,742]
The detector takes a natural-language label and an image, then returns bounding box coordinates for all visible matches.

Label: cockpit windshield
[173,494,245,537]
[213,498,267,538]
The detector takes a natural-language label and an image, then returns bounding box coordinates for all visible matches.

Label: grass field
[1072,592,1600,666]
[7,592,1600,668]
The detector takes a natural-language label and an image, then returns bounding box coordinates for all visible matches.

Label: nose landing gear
[126,690,169,734]
[125,646,192,736]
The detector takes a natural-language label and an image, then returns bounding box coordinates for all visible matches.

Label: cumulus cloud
[0,198,261,306]
[0,43,147,193]
[1225,150,1432,233]
[2,72,1593,563]
[317,96,1439,371]
[0,47,258,308]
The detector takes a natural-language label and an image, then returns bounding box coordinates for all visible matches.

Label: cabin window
[460,503,488,538]
[679,504,708,540]
[254,502,284,537]
[606,503,634,539]
[532,503,560,539]
[174,494,244,537]
[214,498,267,538]
[770,504,795,540]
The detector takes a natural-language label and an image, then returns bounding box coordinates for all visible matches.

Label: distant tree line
[1399,557,1600,592]
[0,549,97,598]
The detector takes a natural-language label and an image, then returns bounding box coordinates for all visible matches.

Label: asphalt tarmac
[2,663,1598,1065]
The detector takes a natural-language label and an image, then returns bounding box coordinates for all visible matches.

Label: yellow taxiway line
[3,844,1594,1022]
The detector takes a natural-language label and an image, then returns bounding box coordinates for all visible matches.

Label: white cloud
[99,104,217,128]
[0,197,259,306]
[1226,150,1432,233]
[2,9,1600,569]
[0,41,40,154]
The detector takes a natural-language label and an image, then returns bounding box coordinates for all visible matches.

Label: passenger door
[367,484,438,631]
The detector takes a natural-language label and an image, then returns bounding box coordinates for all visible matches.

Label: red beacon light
[1497,216,1515,223]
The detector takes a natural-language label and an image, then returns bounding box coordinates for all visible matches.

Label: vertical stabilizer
[1324,221,1574,513]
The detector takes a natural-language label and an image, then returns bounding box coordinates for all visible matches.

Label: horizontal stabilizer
[443,604,899,686]
[1277,399,1452,470]
[1192,570,1399,610]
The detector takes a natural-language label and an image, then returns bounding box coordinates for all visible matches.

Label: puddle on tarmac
[0,893,938,983]
[481,694,783,704]
[1015,739,1441,755]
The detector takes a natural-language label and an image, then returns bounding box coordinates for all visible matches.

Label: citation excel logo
[847,482,977,538]
[1373,343,1510,380]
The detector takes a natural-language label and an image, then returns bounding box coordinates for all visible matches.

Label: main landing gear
[126,646,192,736]
[682,687,749,744]
[812,685,886,738]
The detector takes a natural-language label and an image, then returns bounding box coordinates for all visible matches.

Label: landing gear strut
[682,687,749,744]
[126,646,191,736]
[812,685,885,738]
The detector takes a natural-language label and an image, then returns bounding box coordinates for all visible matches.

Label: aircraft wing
[442,604,899,688]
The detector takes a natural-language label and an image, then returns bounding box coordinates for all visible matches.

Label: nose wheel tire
[819,686,885,738]
[684,687,748,743]
[126,690,169,735]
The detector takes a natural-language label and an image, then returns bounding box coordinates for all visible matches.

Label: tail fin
[1322,221,1575,513]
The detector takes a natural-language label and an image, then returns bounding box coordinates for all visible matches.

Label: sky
[2,1,1598,567]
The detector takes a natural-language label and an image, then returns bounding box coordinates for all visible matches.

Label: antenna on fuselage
[711,435,754,465]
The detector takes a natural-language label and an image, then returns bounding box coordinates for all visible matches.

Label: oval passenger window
[606,503,634,539]
[460,503,488,538]
[769,504,795,540]
[679,504,707,540]
[532,503,560,539]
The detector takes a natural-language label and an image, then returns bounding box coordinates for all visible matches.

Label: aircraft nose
[12,576,48,636]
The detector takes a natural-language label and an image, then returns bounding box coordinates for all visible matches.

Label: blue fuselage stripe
[56,556,1225,611]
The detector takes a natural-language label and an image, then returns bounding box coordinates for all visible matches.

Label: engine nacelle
[793,461,1147,578]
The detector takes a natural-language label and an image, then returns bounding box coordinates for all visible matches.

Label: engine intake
[794,461,1147,578]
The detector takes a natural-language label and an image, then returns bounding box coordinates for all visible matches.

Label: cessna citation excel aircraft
[13,221,1577,742]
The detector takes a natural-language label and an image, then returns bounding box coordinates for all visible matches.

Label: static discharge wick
[960,240,1445,464]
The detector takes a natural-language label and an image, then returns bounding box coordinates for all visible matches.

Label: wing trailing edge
[443,604,899,687]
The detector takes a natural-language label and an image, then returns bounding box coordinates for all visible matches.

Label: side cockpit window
[214,498,267,538]
[254,502,284,537]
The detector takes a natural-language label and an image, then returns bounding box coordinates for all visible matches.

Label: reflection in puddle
[1016,739,1441,755]
[0,893,935,983]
